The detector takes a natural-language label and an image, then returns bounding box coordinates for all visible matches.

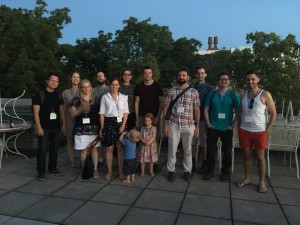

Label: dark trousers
[37,128,60,174]
[126,112,136,131]
[206,128,233,174]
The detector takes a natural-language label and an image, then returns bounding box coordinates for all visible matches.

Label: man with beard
[93,70,109,99]
[236,70,276,193]
[203,71,240,181]
[163,67,200,182]
[92,70,109,164]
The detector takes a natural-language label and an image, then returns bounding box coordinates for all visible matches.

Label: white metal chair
[267,125,300,179]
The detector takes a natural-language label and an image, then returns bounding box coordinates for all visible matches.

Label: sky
[1,0,300,50]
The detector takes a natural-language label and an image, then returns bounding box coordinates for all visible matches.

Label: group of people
[32,66,163,183]
[32,65,276,193]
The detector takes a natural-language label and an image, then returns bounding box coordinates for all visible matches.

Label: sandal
[236,180,251,188]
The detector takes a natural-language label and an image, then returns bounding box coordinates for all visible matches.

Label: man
[134,66,164,129]
[191,67,213,173]
[164,67,200,182]
[32,73,65,181]
[203,71,240,181]
[119,68,136,130]
[93,70,109,164]
[92,70,109,99]
[236,70,276,193]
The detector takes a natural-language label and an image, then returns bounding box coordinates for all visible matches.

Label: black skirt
[102,117,123,147]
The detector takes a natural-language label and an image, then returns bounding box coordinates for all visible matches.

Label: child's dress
[140,126,158,163]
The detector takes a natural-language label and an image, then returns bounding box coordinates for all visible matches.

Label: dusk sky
[2,0,300,50]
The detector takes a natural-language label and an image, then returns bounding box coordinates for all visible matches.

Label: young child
[119,129,141,183]
[140,113,158,177]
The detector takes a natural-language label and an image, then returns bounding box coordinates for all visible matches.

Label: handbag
[165,86,192,120]
[82,136,100,179]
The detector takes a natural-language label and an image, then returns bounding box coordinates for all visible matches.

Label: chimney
[207,37,213,50]
[213,36,219,50]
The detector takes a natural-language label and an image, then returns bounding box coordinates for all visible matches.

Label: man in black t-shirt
[32,73,65,181]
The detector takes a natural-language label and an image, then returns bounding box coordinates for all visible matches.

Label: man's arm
[154,96,165,125]
[135,96,140,128]
[204,106,213,129]
[194,105,200,137]
[33,105,43,136]
[59,104,65,134]
[263,91,277,134]
[163,102,170,136]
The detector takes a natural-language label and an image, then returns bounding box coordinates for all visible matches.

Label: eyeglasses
[249,99,255,109]
[48,79,59,83]
[219,78,229,81]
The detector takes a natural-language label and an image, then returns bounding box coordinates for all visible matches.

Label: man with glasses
[236,70,276,193]
[203,72,240,181]
[32,73,65,181]
[191,67,212,173]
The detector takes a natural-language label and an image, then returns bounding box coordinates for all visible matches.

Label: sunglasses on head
[249,99,255,109]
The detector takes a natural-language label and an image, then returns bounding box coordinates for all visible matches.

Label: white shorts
[74,135,101,150]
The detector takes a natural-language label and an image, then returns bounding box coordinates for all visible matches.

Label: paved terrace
[0,147,299,225]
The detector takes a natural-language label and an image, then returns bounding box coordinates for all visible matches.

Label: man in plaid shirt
[163,67,200,182]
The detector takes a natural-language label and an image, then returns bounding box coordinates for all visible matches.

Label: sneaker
[220,173,229,181]
[183,172,191,182]
[37,174,45,181]
[167,172,175,182]
[198,162,208,174]
[93,170,99,179]
[49,169,64,176]
[203,172,214,180]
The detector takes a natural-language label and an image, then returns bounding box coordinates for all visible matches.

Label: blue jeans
[37,128,60,174]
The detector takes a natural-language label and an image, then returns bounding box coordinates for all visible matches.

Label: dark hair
[109,77,120,85]
[96,70,106,77]
[121,68,132,76]
[217,71,230,80]
[47,72,59,80]
[246,70,258,76]
[195,66,206,73]
[142,65,152,71]
[177,66,190,76]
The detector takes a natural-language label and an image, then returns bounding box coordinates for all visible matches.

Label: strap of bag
[86,136,101,155]
[169,86,192,108]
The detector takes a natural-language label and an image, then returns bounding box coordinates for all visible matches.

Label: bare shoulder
[261,90,274,105]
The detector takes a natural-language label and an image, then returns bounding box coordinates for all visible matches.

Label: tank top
[240,90,267,132]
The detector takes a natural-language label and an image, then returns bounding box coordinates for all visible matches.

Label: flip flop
[236,181,251,188]
[257,185,268,193]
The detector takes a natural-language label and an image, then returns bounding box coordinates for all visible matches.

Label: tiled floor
[0,147,299,225]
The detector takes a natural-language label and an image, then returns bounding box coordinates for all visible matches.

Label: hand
[164,124,169,136]
[153,116,159,125]
[37,127,44,136]
[135,119,139,128]
[61,125,66,135]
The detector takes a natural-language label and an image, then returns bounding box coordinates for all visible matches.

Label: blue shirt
[122,138,136,159]
[205,89,240,131]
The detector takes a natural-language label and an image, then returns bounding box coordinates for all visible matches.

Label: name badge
[218,113,226,119]
[82,118,90,124]
[50,112,57,120]
[177,107,184,113]
[117,117,122,123]
[245,116,254,122]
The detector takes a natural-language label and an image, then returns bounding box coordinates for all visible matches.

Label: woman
[99,77,129,180]
[62,72,80,170]
[71,79,100,178]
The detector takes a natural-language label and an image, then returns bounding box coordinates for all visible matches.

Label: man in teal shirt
[203,71,240,181]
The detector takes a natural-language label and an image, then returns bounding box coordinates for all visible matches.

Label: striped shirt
[165,85,200,129]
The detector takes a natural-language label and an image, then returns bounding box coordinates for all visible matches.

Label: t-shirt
[32,90,64,129]
[134,81,163,117]
[92,86,109,99]
[122,137,136,160]
[205,89,240,131]
[119,83,135,113]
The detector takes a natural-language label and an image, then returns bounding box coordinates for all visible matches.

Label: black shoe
[49,169,64,176]
[37,173,45,181]
[220,173,229,181]
[198,162,208,174]
[168,172,175,182]
[184,172,191,182]
[203,172,214,180]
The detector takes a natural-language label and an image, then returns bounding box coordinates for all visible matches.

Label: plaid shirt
[192,82,213,121]
[165,85,200,129]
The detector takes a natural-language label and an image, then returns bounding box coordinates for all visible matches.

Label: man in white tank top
[236,70,276,193]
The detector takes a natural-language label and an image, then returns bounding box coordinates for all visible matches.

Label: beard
[97,80,106,85]
[177,79,187,85]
